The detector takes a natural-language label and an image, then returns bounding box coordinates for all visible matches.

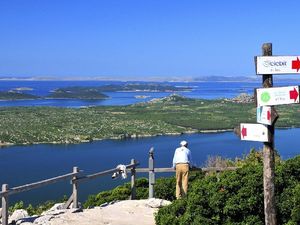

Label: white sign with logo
[257,106,272,125]
[256,56,300,74]
[256,86,299,106]
[240,123,270,142]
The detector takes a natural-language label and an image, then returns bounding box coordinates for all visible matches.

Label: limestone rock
[145,198,171,208]
[33,215,54,224]
[9,209,29,224]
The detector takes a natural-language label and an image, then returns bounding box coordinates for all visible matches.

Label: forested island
[0,83,192,101]
[0,91,40,100]
[48,87,109,99]
[0,94,299,146]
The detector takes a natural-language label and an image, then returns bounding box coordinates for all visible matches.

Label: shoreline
[1,127,297,148]
[0,129,232,148]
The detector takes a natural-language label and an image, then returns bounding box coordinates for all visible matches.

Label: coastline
[1,126,297,148]
[0,129,233,148]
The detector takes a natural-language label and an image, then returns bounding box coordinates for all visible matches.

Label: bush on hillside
[155,151,300,225]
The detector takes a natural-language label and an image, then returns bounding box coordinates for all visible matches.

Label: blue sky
[1,0,300,79]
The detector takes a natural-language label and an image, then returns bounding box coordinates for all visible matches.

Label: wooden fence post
[72,167,79,208]
[149,147,155,198]
[262,43,277,225]
[130,159,136,200]
[2,184,8,225]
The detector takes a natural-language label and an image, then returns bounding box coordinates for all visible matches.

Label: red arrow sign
[241,126,247,138]
[289,87,299,102]
[267,110,271,121]
[292,57,300,72]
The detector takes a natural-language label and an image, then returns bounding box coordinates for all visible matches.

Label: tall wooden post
[130,159,136,200]
[1,184,8,225]
[72,167,79,208]
[148,147,155,198]
[262,43,277,225]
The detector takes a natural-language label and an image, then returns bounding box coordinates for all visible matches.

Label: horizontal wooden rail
[75,162,139,184]
[135,167,237,173]
[0,171,79,197]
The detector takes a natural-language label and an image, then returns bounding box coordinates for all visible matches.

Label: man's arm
[172,150,177,168]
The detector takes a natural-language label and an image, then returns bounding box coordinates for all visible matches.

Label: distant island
[48,87,109,100]
[93,83,193,92]
[0,83,192,101]
[0,91,40,100]
[47,84,192,99]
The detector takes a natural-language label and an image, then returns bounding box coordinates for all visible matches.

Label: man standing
[172,140,192,199]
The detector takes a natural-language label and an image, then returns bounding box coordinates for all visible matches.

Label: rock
[33,215,54,224]
[230,93,254,103]
[16,216,38,224]
[9,209,29,224]
[100,202,109,207]
[48,203,65,212]
[17,222,33,225]
[145,198,171,208]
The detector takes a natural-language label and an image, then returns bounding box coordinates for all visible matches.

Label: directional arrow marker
[241,126,247,138]
[292,57,300,72]
[289,87,299,102]
[267,110,271,121]
[240,123,270,142]
[256,56,300,74]
[256,86,300,106]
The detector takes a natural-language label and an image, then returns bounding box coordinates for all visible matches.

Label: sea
[0,80,262,107]
[0,80,299,205]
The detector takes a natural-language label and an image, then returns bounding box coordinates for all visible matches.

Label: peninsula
[0,94,299,146]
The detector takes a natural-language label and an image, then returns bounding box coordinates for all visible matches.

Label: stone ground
[8,199,171,225]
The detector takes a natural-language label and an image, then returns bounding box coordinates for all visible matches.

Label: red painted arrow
[241,126,247,138]
[289,88,299,102]
[292,57,300,72]
[267,110,271,121]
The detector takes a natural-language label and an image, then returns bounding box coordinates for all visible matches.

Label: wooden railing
[0,160,139,225]
[0,147,237,225]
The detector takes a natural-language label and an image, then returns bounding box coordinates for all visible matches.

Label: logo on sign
[261,92,271,103]
[263,60,287,67]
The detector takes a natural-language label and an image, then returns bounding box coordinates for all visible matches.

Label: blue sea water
[0,129,299,205]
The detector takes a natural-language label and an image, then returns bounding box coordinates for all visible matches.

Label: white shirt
[172,146,192,168]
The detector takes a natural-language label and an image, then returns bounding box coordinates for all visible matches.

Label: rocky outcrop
[227,93,254,103]
[5,199,171,225]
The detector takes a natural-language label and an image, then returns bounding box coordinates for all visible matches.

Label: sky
[1,0,300,80]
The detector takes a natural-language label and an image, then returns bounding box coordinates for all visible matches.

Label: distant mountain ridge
[1,75,298,82]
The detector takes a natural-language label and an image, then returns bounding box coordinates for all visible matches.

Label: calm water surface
[0,129,299,205]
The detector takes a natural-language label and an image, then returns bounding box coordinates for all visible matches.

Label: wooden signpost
[258,43,276,225]
[236,43,300,225]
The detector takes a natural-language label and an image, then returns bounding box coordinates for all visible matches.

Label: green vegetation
[155,150,300,225]
[9,196,68,216]
[0,91,40,100]
[0,94,300,145]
